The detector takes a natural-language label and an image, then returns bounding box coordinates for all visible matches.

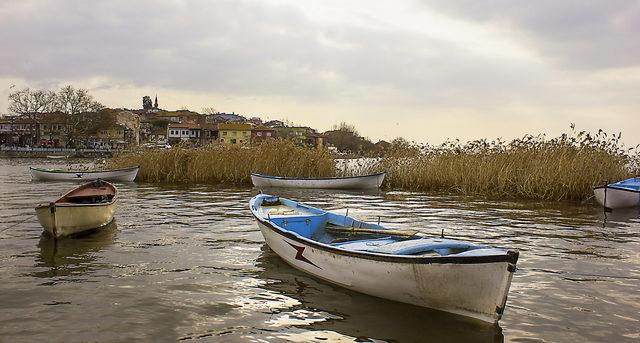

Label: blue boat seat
[336,238,485,256]
[367,238,480,255]
[454,248,507,257]
[334,238,397,251]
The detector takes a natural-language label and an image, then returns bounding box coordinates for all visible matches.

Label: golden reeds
[108,139,336,184]
[109,128,639,201]
[381,129,639,200]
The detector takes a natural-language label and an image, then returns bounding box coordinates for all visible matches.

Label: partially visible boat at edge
[249,194,519,323]
[251,172,385,189]
[30,166,139,182]
[35,180,118,238]
[593,177,640,209]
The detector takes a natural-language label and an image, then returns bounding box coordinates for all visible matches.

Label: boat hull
[251,172,385,189]
[256,220,516,323]
[30,166,139,182]
[593,186,640,209]
[35,201,117,238]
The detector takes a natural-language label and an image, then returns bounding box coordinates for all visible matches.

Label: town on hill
[1,86,390,155]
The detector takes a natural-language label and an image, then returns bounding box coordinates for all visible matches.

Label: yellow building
[218,123,251,145]
[96,125,126,140]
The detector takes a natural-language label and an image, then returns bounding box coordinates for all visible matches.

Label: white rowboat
[593,177,640,209]
[251,172,385,189]
[35,180,118,238]
[250,194,519,323]
[30,166,139,182]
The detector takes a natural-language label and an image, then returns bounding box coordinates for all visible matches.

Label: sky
[1,0,639,146]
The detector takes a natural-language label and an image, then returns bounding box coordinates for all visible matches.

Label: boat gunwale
[35,196,118,209]
[593,185,640,193]
[29,166,139,174]
[250,171,385,181]
[36,181,119,209]
[250,197,519,265]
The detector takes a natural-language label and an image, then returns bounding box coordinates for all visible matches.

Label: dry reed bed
[110,130,638,201]
[381,131,638,200]
[109,139,336,184]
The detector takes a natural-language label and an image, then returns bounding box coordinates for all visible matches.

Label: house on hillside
[167,122,202,144]
[95,124,130,149]
[207,112,246,123]
[201,124,219,144]
[80,109,140,149]
[0,118,13,146]
[38,112,72,147]
[264,120,286,128]
[251,126,275,143]
[9,116,39,147]
[248,117,263,126]
[218,122,251,144]
[277,126,324,147]
[155,110,203,124]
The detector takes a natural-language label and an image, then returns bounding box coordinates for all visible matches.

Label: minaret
[154,95,158,109]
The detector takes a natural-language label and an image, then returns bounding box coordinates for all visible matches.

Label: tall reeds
[381,128,639,200]
[109,128,638,201]
[109,139,336,184]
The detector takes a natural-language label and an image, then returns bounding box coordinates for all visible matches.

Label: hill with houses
[1,97,389,155]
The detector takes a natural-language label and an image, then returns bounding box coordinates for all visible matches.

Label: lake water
[0,158,638,342]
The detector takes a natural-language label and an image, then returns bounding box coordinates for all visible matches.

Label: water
[0,158,638,342]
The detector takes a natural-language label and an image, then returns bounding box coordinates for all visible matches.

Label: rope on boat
[0,215,36,234]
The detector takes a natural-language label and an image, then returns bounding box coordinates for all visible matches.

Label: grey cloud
[421,0,640,70]
[0,0,545,109]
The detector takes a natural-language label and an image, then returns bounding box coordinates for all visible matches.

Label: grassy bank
[110,129,638,201]
[109,139,336,184]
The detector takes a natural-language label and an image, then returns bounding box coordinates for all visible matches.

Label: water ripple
[0,158,638,342]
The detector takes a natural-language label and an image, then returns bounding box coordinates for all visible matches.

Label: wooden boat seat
[66,187,113,198]
[60,183,115,204]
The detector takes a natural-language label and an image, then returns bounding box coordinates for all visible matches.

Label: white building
[167,123,201,142]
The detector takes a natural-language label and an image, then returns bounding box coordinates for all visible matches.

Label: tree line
[7,85,104,116]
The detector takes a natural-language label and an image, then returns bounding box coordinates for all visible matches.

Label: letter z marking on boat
[286,242,321,269]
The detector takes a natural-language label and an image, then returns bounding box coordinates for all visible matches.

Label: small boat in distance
[35,180,118,238]
[30,166,139,182]
[593,177,640,209]
[251,172,385,189]
[249,194,519,323]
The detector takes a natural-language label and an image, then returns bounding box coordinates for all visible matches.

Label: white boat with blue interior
[593,177,640,209]
[249,194,519,323]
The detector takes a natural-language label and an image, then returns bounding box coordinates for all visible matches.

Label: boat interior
[255,196,503,257]
[58,180,116,205]
[610,177,640,191]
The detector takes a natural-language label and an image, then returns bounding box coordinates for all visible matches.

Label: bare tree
[8,88,57,114]
[201,106,217,115]
[7,88,57,145]
[331,121,359,136]
[56,85,104,114]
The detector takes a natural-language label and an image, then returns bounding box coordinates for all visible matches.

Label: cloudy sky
[1,0,639,146]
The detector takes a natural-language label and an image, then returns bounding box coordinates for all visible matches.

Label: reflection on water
[0,158,639,342]
[34,221,117,279]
